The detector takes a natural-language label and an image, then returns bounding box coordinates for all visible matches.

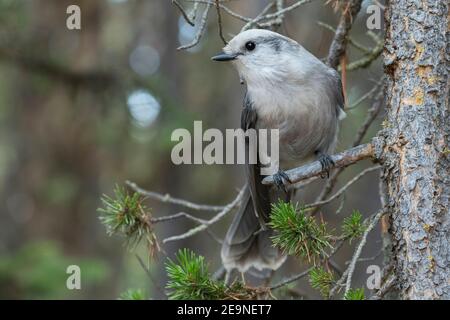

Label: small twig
[327,0,364,69]
[135,254,166,297]
[344,249,382,265]
[263,143,375,185]
[317,21,371,54]
[172,0,195,26]
[335,192,346,214]
[126,181,225,212]
[242,0,315,31]
[215,0,228,44]
[186,0,253,23]
[189,1,200,21]
[369,272,396,300]
[271,240,345,290]
[305,165,381,209]
[344,209,386,296]
[162,186,246,243]
[240,1,276,31]
[270,268,313,290]
[177,2,212,50]
[347,80,382,110]
[151,211,209,225]
[344,36,383,71]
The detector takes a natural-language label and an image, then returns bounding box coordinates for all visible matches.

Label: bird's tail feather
[221,188,286,273]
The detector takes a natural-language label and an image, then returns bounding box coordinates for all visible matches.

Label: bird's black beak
[211,52,237,62]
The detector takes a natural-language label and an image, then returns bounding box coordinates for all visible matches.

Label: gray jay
[212,29,345,277]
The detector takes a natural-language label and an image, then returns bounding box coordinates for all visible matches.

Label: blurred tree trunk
[380,0,449,299]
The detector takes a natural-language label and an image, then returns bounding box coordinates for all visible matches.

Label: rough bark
[378,0,449,299]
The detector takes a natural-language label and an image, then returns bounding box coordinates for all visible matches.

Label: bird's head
[211,29,307,85]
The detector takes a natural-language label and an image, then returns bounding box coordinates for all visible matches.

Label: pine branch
[344,288,365,300]
[166,249,269,300]
[269,201,333,264]
[98,185,160,258]
[309,266,335,298]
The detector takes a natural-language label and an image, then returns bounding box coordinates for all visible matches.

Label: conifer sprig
[269,201,332,263]
[165,249,268,300]
[341,210,366,243]
[344,287,365,300]
[309,266,335,298]
[98,185,160,258]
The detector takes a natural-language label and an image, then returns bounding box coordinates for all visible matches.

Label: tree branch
[162,186,246,243]
[172,0,195,26]
[327,0,363,69]
[177,2,212,50]
[262,143,375,186]
[126,180,225,212]
[344,209,386,296]
[304,165,381,209]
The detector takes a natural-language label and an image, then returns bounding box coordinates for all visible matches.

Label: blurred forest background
[0,0,384,299]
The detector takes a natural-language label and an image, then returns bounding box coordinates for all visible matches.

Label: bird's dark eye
[245,41,256,51]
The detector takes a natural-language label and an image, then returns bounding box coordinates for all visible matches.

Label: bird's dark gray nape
[211,52,237,62]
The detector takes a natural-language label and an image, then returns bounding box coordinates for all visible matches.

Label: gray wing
[329,68,346,119]
[241,94,272,226]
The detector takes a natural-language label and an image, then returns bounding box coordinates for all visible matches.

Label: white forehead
[225,29,297,49]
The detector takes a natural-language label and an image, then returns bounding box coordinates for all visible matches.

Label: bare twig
[242,0,315,31]
[177,2,212,50]
[271,239,345,290]
[151,211,209,225]
[214,0,228,44]
[369,272,396,300]
[189,1,200,21]
[347,80,382,110]
[173,0,195,26]
[163,186,246,243]
[327,0,364,69]
[126,180,225,212]
[262,143,375,186]
[186,0,253,23]
[240,1,276,31]
[135,254,166,297]
[270,268,313,290]
[345,37,383,71]
[344,209,386,296]
[304,165,381,209]
[317,21,371,54]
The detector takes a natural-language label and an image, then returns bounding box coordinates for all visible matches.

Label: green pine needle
[119,288,146,300]
[344,288,365,300]
[309,266,335,298]
[269,201,332,263]
[98,185,159,257]
[341,210,366,243]
[165,249,267,300]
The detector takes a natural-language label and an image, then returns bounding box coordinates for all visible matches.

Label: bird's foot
[273,169,292,193]
[317,152,335,178]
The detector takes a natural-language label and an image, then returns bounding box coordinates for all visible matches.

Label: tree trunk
[380,0,449,299]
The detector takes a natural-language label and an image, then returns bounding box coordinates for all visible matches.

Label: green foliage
[165,249,266,300]
[0,241,109,299]
[98,185,159,257]
[342,210,366,242]
[119,288,147,300]
[344,288,365,300]
[309,266,334,298]
[269,201,332,263]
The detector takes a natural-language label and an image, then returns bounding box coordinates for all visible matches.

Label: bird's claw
[318,153,335,178]
[273,170,292,193]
